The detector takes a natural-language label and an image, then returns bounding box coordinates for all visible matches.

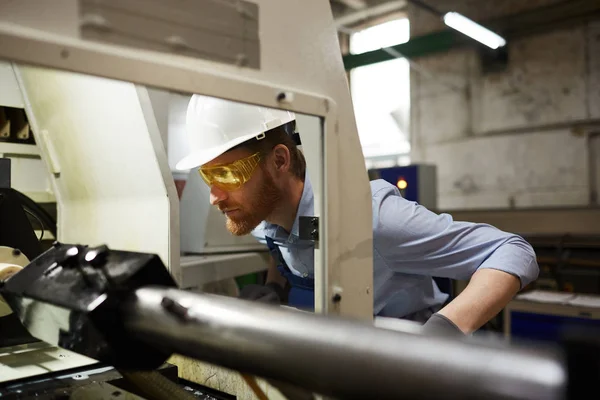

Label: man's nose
[210,185,228,205]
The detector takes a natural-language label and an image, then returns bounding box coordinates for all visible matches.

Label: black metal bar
[0,158,10,189]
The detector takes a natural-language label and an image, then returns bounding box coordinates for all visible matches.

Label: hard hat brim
[175,132,260,170]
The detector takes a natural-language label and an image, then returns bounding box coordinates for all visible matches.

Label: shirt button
[303,273,308,278]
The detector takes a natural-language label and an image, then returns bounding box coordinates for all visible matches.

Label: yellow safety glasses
[198,152,262,191]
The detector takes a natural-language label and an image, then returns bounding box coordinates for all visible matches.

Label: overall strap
[264,236,291,272]
[264,236,314,288]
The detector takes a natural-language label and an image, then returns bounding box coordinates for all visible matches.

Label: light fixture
[396,178,408,190]
[443,12,506,49]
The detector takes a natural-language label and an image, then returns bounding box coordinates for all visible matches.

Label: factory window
[349,18,411,168]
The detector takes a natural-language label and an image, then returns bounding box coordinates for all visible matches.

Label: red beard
[221,168,282,236]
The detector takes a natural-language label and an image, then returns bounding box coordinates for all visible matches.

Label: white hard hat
[175,94,296,170]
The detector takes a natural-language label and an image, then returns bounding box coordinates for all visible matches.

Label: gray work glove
[238,283,286,304]
[421,313,465,338]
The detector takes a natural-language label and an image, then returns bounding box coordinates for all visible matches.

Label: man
[176,94,539,336]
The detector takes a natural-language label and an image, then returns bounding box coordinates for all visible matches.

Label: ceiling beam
[334,0,407,28]
[343,0,600,69]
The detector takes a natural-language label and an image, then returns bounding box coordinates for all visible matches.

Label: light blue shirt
[251,176,539,319]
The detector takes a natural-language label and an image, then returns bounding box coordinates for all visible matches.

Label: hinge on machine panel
[299,216,319,242]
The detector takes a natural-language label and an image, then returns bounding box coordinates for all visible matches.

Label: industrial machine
[0,0,372,397]
[0,0,599,399]
[0,240,586,400]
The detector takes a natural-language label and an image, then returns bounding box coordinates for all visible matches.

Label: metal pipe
[121,287,567,400]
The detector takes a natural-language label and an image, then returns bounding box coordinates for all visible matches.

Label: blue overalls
[265,236,315,311]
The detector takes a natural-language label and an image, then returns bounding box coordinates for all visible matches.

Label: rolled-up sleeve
[371,180,539,288]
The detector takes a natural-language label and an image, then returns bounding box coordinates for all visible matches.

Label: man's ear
[272,144,291,172]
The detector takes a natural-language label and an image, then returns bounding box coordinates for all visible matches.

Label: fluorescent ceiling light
[443,12,506,49]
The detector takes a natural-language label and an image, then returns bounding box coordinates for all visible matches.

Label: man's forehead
[202,147,252,167]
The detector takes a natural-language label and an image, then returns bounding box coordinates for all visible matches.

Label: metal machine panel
[180,252,270,289]
[0,342,98,384]
[0,61,23,109]
[79,0,260,69]
[0,62,54,203]
[14,66,180,283]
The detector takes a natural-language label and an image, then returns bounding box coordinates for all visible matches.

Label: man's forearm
[437,268,521,333]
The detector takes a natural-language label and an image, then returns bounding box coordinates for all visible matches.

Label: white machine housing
[0,0,374,319]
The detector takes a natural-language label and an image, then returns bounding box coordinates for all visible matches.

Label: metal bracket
[299,216,319,242]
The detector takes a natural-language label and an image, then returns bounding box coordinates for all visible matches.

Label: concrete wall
[408,1,600,210]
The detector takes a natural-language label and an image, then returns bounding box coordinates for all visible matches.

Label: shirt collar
[290,173,314,237]
[254,172,313,241]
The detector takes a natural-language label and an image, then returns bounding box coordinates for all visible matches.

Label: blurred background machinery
[369,164,437,209]
[504,235,600,343]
